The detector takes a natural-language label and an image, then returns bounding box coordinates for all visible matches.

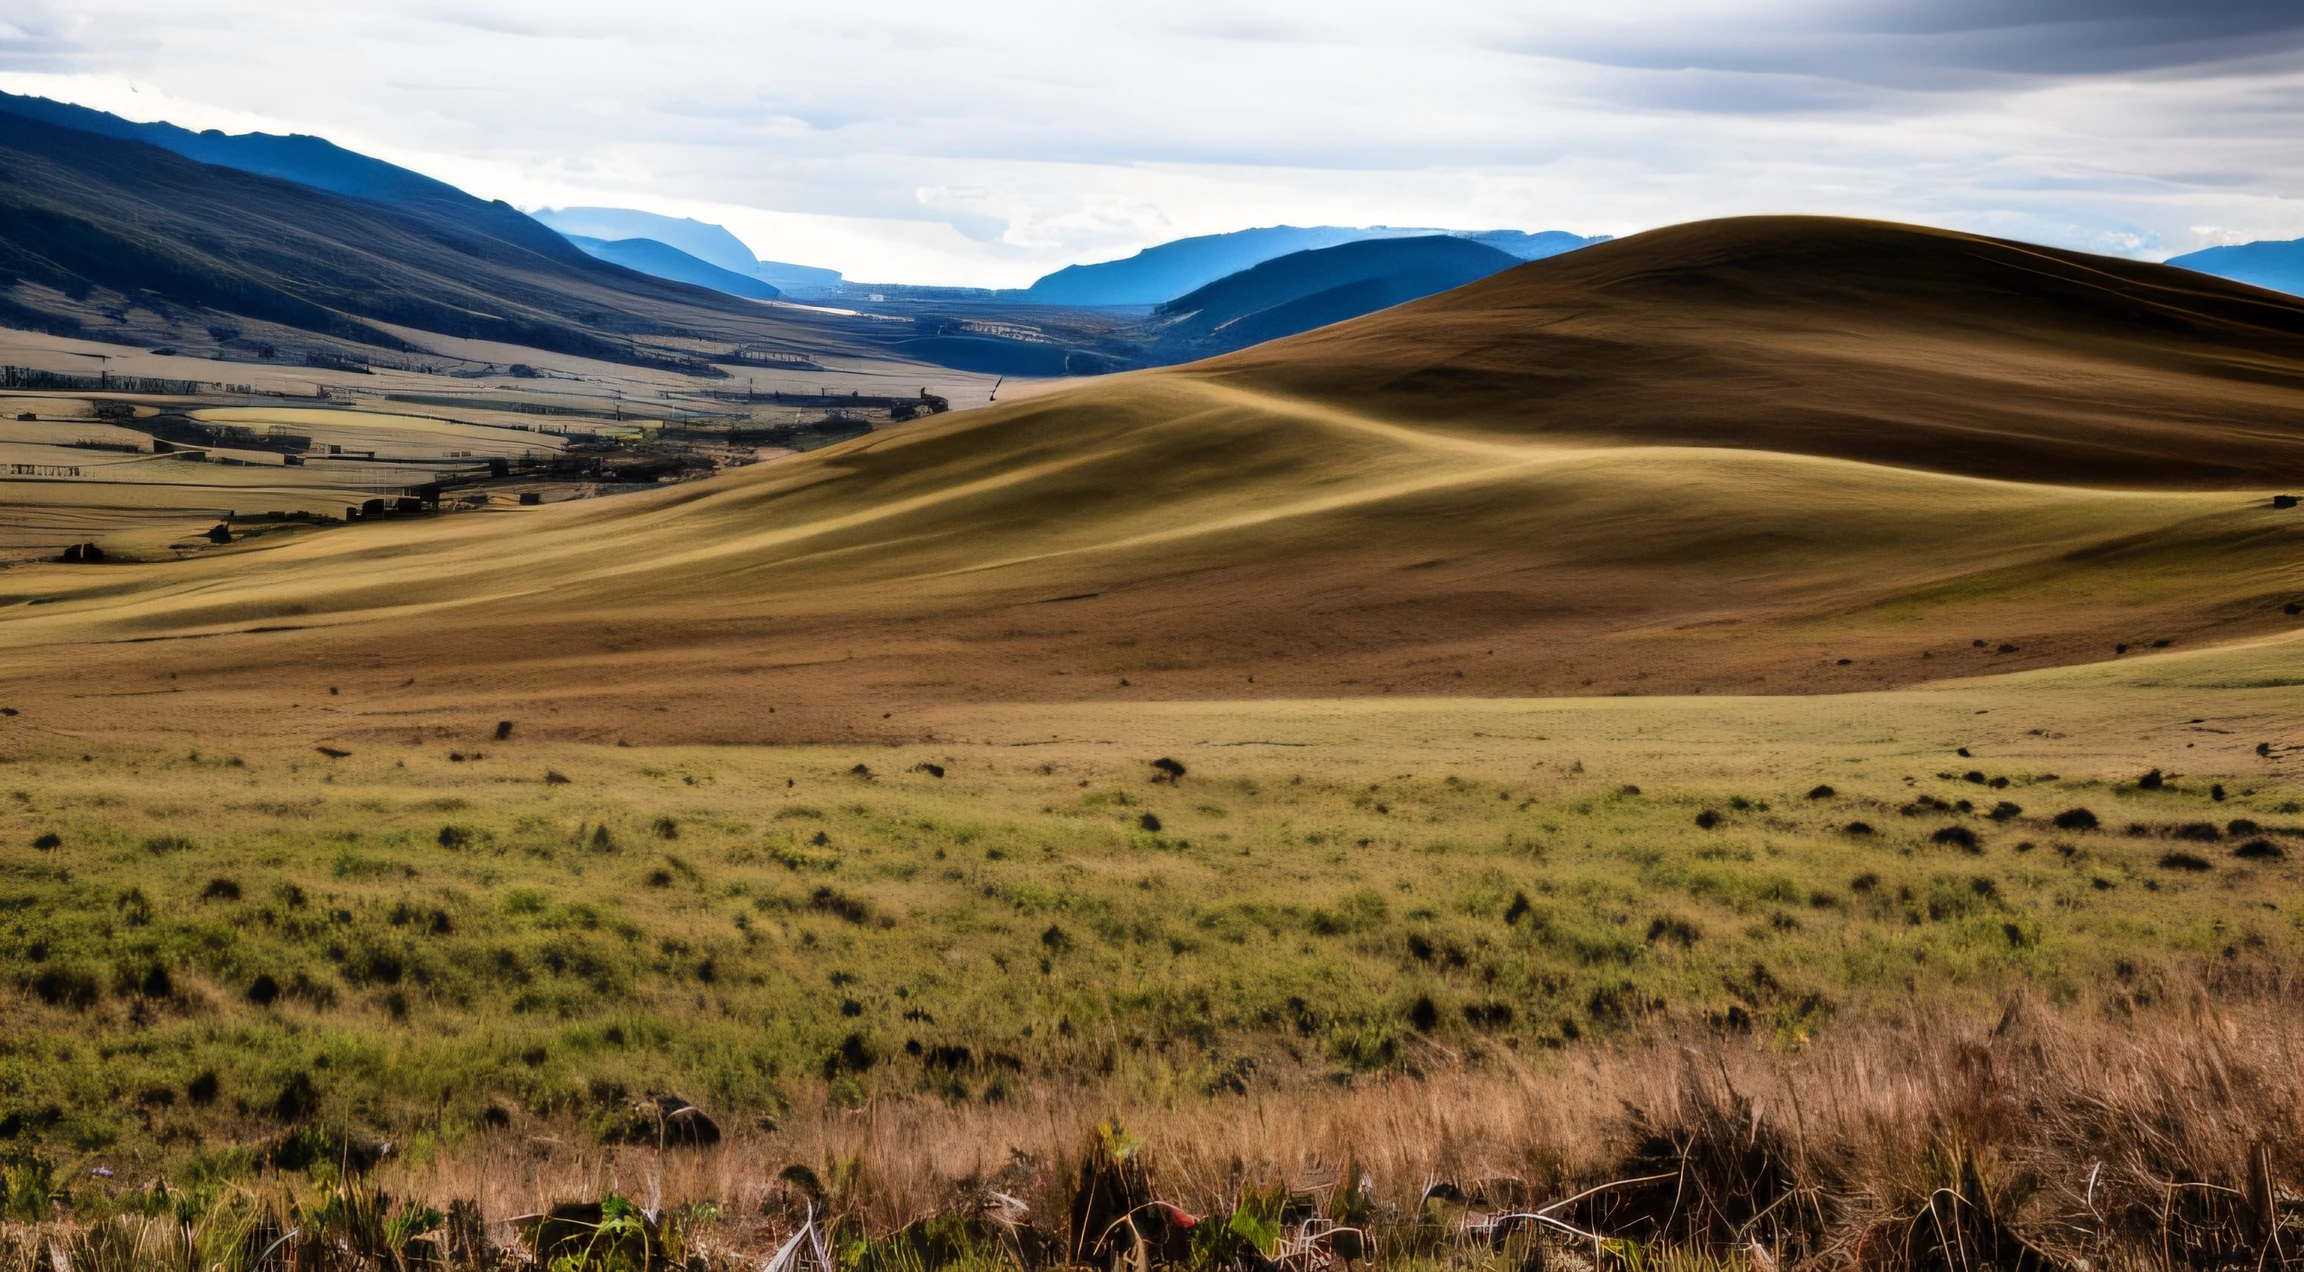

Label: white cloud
[5,0,2304,286]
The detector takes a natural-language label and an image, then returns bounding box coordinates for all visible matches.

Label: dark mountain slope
[1208,216,2304,487]
[0,110,827,363]
[0,91,586,268]
[1148,235,1519,356]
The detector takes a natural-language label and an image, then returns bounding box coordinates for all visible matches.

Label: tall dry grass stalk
[364,976,2302,1267]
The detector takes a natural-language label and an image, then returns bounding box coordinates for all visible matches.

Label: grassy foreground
[0,685,2299,1266]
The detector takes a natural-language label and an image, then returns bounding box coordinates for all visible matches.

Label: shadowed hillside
[0,109,865,366]
[3,216,2302,745]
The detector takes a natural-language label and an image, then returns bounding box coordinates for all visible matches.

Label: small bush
[1694,810,1721,829]
[1930,826,1980,852]
[2052,808,2098,831]
[2157,851,2212,872]
[2233,840,2283,861]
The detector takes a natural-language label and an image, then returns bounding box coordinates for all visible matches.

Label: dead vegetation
[2,980,2297,1269]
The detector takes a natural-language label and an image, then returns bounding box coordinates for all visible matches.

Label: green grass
[1,740,2297,1167]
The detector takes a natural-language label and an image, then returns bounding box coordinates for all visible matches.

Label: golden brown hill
[1215,215,2304,487]
[2,216,2301,747]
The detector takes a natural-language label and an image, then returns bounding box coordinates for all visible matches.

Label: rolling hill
[1146,235,1521,356]
[3,216,2303,746]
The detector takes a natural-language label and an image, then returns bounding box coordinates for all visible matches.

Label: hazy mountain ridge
[1020,224,1604,307]
[562,235,782,301]
[2166,236,2304,296]
[532,207,845,293]
[1147,235,1522,356]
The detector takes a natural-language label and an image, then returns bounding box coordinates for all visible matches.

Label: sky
[5,0,2304,287]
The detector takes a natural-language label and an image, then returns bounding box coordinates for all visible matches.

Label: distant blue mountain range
[1021,225,1604,307]
[531,207,845,294]
[1150,235,1521,355]
[560,235,781,301]
[2166,237,2304,296]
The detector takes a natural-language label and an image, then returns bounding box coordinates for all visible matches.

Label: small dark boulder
[2157,851,2212,872]
[495,720,514,741]
[1806,785,1835,799]
[1844,821,1875,836]
[2235,840,2284,861]
[2052,808,2099,831]
[2136,769,2164,790]
[206,524,232,545]
[2273,494,2299,509]
[1138,812,1162,832]
[1694,810,1721,829]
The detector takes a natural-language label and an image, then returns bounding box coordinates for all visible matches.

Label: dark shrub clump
[1930,826,1980,852]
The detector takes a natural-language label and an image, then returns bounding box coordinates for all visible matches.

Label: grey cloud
[1513,0,2304,96]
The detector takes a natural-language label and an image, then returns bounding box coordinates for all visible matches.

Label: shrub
[2157,851,2212,872]
[2052,808,2098,831]
[1930,826,1980,852]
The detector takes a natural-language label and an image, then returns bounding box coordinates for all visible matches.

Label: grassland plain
[2,666,2297,1161]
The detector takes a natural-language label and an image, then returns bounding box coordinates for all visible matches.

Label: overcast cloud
[4,0,2303,286]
